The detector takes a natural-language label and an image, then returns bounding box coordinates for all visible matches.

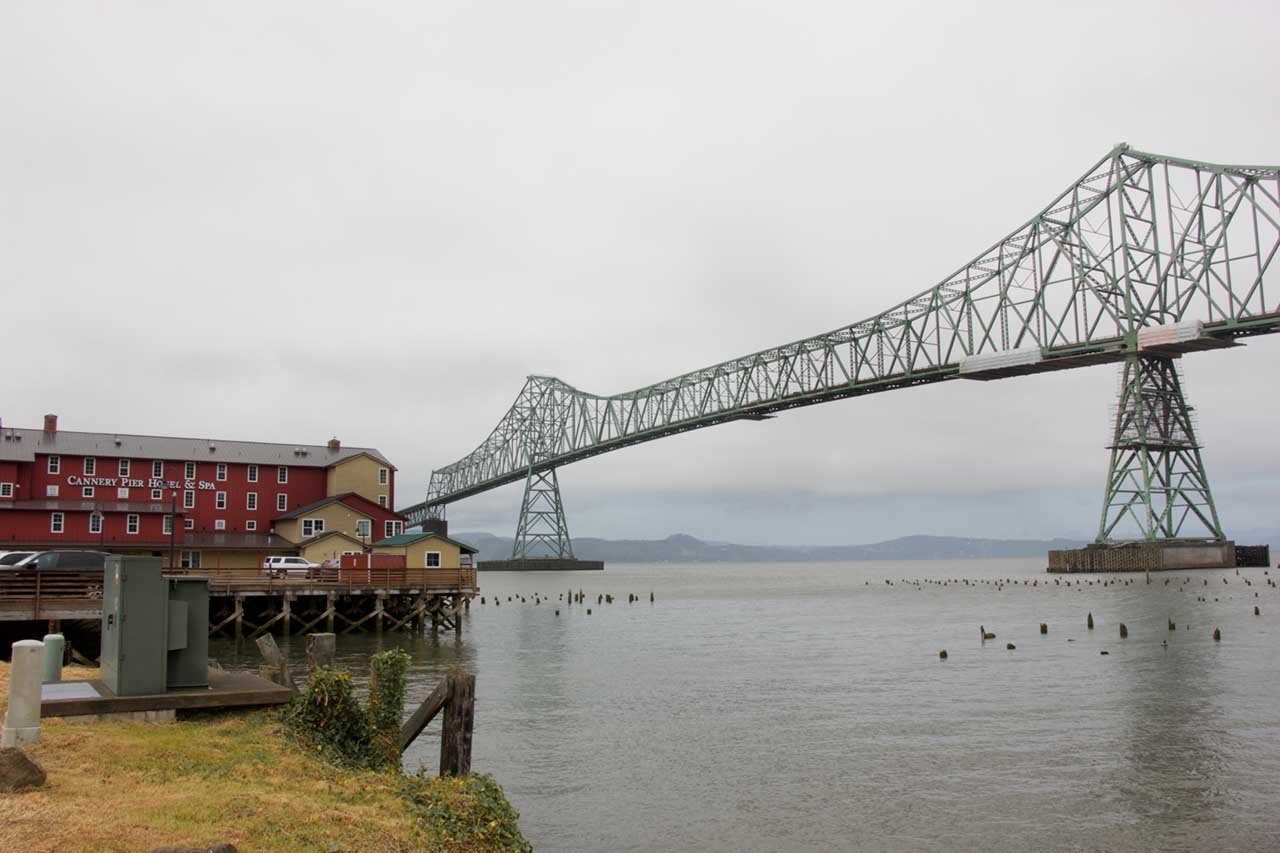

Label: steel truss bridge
[403,144,1280,559]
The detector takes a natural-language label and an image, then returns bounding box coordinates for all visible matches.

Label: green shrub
[400,772,532,852]
[283,667,375,767]
[368,648,412,769]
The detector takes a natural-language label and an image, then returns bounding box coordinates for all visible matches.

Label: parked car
[262,555,319,578]
[14,550,111,570]
[0,551,37,567]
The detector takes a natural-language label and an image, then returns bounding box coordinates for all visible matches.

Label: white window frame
[277,465,288,484]
[184,461,196,479]
[276,493,287,511]
[126,514,140,535]
[216,462,227,481]
[246,519,257,531]
[47,455,60,474]
[425,551,441,568]
[117,487,129,499]
[215,491,227,510]
[378,494,388,508]
[118,459,130,477]
[89,513,103,534]
[215,519,226,531]
[384,520,403,538]
[355,519,371,539]
[378,467,389,485]
[301,518,326,537]
[50,512,64,533]
[184,518,194,530]
[46,485,59,497]
[247,464,258,483]
[83,457,96,476]
[184,489,195,509]
[180,550,201,569]
[246,492,258,511]
[151,488,163,500]
[0,483,12,498]
[152,460,163,478]
[163,515,173,535]
[82,486,95,498]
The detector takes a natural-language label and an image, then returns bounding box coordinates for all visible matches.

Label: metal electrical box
[100,557,211,696]
[167,577,209,689]
[101,556,168,696]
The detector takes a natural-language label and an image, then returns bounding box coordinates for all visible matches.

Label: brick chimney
[43,413,58,434]
[327,437,341,450]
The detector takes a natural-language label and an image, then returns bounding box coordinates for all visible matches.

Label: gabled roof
[274,492,401,521]
[373,532,478,553]
[0,426,394,469]
[300,530,366,549]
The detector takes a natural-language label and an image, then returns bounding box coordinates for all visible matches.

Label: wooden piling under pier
[0,567,478,637]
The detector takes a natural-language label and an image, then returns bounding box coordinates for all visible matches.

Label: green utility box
[167,576,210,689]
[101,556,169,696]
[101,556,211,696]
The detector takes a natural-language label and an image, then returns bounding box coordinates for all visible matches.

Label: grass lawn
[0,662,528,852]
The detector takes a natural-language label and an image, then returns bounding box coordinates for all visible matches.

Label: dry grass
[0,662,520,852]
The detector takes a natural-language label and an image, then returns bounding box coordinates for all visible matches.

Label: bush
[400,772,532,852]
[368,648,412,769]
[283,667,375,767]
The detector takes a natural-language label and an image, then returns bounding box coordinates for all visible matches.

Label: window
[183,489,195,509]
[117,487,129,499]
[355,519,371,539]
[47,455,60,474]
[277,466,288,484]
[126,514,139,534]
[180,551,201,569]
[84,457,96,475]
[184,518,194,530]
[152,460,163,478]
[89,513,103,534]
[246,520,257,531]
[0,483,12,498]
[118,459,130,477]
[215,519,226,531]
[82,486,95,498]
[216,462,227,481]
[247,464,258,483]
[151,488,163,500]
[184,461,196,479]
[246,492,258,511]
[51,512,64,533]
[425,551,441,568]
[384,520,403,538]
[301,518,326,537]
[378,495,388,508]
[215,491,226,510]
[46,485,59,497]
[378,467,389,485]
[276,493,287,511]
[163,515,173,535]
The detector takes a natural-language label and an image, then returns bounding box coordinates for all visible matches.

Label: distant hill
[451,531,1090,564]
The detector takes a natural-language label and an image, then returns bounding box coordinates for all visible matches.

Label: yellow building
[372,532,477,569]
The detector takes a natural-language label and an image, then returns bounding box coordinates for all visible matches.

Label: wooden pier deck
[0,567,478,636]
[40,669,294,718]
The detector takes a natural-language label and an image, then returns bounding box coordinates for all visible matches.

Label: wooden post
[305,632,336,671]
[234,595,245,643]
[454,596,462,636]
[255,634,295,691]
[282,594,293,637]
[326,593,336,633]
[440,671,475,777]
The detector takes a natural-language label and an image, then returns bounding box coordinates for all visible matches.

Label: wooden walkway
[40,669,294,718]
[0,567,478,636]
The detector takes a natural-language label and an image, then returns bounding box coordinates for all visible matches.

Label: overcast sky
[3,1,1279,545]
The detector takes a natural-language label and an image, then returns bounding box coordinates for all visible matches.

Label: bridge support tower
[480,467,603,571]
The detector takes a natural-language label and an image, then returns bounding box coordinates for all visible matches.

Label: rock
[1006,643,1016,650]
[939,650,948,660]
[0,747,46,792]
[1100,650,1110,655]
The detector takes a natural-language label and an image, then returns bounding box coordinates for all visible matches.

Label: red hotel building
[0,415,407,568]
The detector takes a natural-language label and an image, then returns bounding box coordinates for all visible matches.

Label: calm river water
[211,559,1280,851]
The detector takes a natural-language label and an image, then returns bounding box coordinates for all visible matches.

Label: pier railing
[0,566,478,621]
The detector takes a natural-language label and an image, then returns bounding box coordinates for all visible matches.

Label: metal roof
[0,427,394,469]
[373,532,478,553]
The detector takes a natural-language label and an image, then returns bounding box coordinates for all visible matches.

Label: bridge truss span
[403,144,1280,556]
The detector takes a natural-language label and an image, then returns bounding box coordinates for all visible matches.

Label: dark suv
[21,550,112,570]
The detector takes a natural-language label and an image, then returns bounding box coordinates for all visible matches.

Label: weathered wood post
[305,633,336,671]
[326,593,336,633]
[234,595,245,643]
[255,634,295,691]
[440,671,475,777]
[282,594,293,637]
